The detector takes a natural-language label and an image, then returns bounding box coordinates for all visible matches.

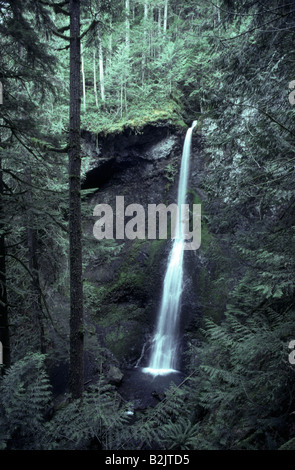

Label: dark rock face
[81,125,181,191]
[81,124,202,372]
[107,365,124,385]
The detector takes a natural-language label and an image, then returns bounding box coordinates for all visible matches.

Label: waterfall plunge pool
[119,366,185,411]
[141,367,180,376]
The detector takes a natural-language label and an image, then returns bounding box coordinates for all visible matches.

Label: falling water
[143,121,197,376]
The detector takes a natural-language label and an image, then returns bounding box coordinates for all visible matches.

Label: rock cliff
[81,123,202,371]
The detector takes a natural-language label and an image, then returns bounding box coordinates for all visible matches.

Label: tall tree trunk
[81,43,86,112]
[25,168,45,354]
[120,81,123,118]
[141,1,148,85]
[125,0,130,51]
[0,157,10,371]
[163,0,168,33]
[69,0,84,400]
[93,49,99,109]
[107,18,112,72]
[96,1,105,105]
[217,0,221,22]
[124,0,130,114]
[124,82,128,116]
[97,23,105,104]
[157,6,162,57]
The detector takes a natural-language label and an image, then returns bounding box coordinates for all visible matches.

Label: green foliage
[0,355,132,450]
[43,378,131,450]
[118,382,196,450]
[186,304,295,449]
[156,418,200,450]
[0,353,52,449]
[98,303,144,328]
[89,102,184,136]
[148,239,166,267]
[164,161,178,184]
[179,0,295,451]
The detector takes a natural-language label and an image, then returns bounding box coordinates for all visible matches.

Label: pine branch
[51,28,71,41]
[6,253,67,340]
[51,19,97,42]
[219,9,295,41]
[2,169,67,194]
[38,0,70,16]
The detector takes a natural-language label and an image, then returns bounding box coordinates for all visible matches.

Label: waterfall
[143,121,197,376]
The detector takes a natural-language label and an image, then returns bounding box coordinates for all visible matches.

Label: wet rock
[107,365,124,385]
[81,124,182,190]
[151,390,165,402]
[143,135,178,161]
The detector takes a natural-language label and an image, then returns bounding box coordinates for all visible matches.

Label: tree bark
[69,0,84,400]
[158,7,161,33]
[81,43,86,112]
[93,49,99,109]
[25,167,45,354]
[108,18,112,71]
[95,1,105,105]
[141,1,148,85]
[163,0,168,33]
[217,0,221,22]
[97,22,105,104]
[0,157,10,372]
[120,81,123,118]
[125,0,130,51]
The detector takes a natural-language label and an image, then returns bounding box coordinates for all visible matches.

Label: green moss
[148,239,166,267]
[104,322,143,360]
[164,162,178,182]
[184,190,229,324]
[87,100,186,136]
[127,238,147,263]
[105,325,125,345]
[104,268,146,303]
[121,270,143,288]
[98,303,145,328]
[83,280,108,313]
[199,266,225,324]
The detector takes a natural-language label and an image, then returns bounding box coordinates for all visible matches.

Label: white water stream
[143,121,197,376]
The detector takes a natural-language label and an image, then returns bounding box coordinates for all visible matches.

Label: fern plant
[42,378,132,450]
[156,417,200,450]
[187,304,295,450]
[0,353,52,450]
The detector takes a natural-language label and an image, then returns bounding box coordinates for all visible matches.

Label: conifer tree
[68,0,84,399]
[0,157,9,371]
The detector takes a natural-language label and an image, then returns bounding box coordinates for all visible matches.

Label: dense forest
[0,0,295,452]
